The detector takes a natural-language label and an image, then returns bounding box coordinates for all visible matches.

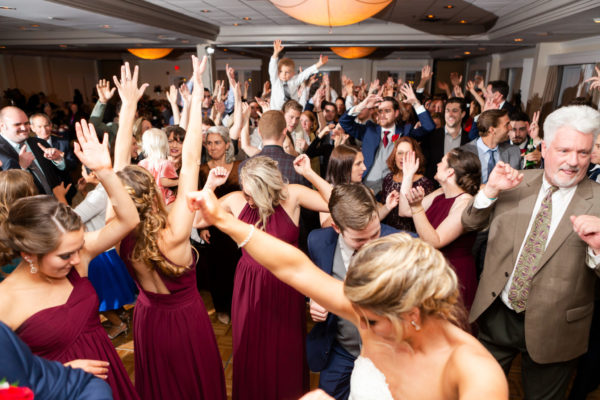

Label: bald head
[0,106,30,144]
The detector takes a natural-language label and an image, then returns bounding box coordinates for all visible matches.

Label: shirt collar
[476,137,498,152]
[542,174,577,195]
[444,126,462,138]
[337,235,355,271]
[2,134,24,151]
[381,125,396,136]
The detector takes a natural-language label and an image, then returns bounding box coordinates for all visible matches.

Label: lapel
[323,232,339,275]
[0,135,20,158]
[511,171,543,266]
[537,178,594,269]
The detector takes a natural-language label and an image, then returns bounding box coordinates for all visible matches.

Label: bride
[188,189,508,400]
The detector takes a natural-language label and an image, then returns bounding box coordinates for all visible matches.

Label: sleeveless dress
[232,204,309,400]
[349,357,394,400]
[88,248,137,312]
[425,193,477,310]
[15,268,138,400]
[120,233,226,400]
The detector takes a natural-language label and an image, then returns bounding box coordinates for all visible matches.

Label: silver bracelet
[238,225,255,248]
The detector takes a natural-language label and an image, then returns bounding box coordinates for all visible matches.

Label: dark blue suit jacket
[305,224,416,371]
[0,321,112,399]
[339,110,435,178]
[46,135,79,171]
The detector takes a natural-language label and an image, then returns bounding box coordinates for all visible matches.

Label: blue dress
[87,248,137,311]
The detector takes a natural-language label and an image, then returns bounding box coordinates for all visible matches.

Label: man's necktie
[382,130,391,147]
[283,82,291,102]
[508,185,558,312]
[21,143,52,194]
[486,149,497,182]
[589,167,600,182]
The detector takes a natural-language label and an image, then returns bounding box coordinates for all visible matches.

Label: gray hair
[543,105,600,146]
[206,125,234,163]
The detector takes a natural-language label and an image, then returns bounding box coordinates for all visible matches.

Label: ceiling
[0,0,599,60]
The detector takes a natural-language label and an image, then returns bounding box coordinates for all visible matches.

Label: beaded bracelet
[238,225,255,248]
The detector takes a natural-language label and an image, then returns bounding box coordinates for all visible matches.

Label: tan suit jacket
[462,169,600,364]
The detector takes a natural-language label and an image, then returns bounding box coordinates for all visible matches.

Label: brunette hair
[326,144,361,185]
[0,195,82,265]
[446,148,481,195]
[477,109,508,137]
[329,183,378,232]
[258,110,287,141]
[0,170,37,222]
[386,137,426,175]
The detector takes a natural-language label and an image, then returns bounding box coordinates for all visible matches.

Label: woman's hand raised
[112,62,148,106]
[73,119,111,172]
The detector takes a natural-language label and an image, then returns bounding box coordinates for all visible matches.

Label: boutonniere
[0,379,34,400]
[391,133,400,143]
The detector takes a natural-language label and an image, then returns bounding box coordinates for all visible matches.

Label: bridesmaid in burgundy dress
[394,148,481,310]
[112,60,226,399]
[0,119,140,400]
[194,153,330,400]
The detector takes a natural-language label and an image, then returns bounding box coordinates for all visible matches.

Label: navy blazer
[0,135,64,194]
[305,224,415,371]
[339,110,435,178]
[0,321,113,399]
[46,135,79,170]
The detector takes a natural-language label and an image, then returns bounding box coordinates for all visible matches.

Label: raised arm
[240,103,260,157]
[178,83,192,131]
[74,120,139,263]
[165,85,181,125]
[293,154,332,202]
[112,62,148,172]
[188,189,354,321]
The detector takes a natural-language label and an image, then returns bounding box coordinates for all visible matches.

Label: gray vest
[332,242,361,357]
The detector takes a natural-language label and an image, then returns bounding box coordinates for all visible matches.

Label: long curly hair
[117,165,186,277]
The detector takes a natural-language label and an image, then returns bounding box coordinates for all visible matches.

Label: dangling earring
[410,320,421,331]
[25,258,38,274]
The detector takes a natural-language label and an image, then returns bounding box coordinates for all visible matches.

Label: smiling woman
[0,120,140,400]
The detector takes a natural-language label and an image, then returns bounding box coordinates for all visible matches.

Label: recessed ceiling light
[18,26,25,30]
[59,44,67,48]
[0,46,6,48]
[31,24,39,27]
[464,51,471,55]
[0,6,16,10]
[593,17,600,23]
[427,14,435,19]
[201,9,209,13]
[181,39,189,43]
[478,47,486,51]
[223,48,228,52]
[233,23,239,26]
[101,24,111,28]
[514,38,524,42]
[242,17,251,21]
[459,19,467,24]
[445,5,454,9]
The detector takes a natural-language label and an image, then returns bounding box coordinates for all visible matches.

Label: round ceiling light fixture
[270,0,392,27]
[127,48,173,60]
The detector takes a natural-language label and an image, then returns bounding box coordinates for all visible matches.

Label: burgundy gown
[16,268,138,400]
[120,233,226,400]
[232,204,309,400]
[425,193,477,310]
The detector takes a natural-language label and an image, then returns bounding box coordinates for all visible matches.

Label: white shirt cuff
[416,88,425,93]
[413,104,426,114]
[587,247,600,269]
[473,190,496,209]
[347,106,360,117]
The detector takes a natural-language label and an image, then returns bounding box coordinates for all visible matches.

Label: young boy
[269,39,328,110]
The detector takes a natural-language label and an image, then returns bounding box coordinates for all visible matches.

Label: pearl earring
[25,258,38,274]
[410,320,421,331]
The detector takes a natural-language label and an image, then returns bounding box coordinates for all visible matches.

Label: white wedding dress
[348,356,394,400]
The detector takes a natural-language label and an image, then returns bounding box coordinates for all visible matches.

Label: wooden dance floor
[109,292,600,400]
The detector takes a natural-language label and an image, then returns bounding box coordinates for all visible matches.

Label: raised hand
[317,54,329,68]
[254,96,270,112]
[437,81,450,92]
[179,83,192,106]
[186,189,225,227]
[359,93,383,110]
[450,72,463,88]
[262,80,271,98]
[73,119,111,171]
[571,215,600,253]
[191,54,207,94]
[420,65,432,82]
[528,110,540,140]
[399,83,418,105]
[273,39,284,57]
[453,85,465,98]
[112,62,149,106]
[165,84,178,104]
[369,79,380,94]
[205,166,230,190]
[584,66,600,91]
[402,151,420,177]
[483,95,501,111]
[385,190,400,211]
[474,75,485,90]
[405,186,425,209]
[64,359,109,380]
[96,79,116,104]
[226,64,237,86]
[37,142,64,161]
[293,154,312,176]
[484,161,523,199]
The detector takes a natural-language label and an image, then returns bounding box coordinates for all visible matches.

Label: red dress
[16,268,138,400]
[232,204,309,400]
[425,193,477,310]
[120,233,226,400]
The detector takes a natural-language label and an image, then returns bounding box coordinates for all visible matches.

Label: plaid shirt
[239,145,308,186]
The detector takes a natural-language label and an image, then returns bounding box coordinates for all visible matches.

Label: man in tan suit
[462,105,600,399]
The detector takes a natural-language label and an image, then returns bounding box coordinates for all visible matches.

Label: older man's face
[542,126,593,188]
[31,116,52,140]
[0,107,30,143]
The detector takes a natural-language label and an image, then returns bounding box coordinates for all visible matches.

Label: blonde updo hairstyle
[117,165,185,277]
[0,195,82,265]
[344,234,464,343]
[239,156,288,230]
